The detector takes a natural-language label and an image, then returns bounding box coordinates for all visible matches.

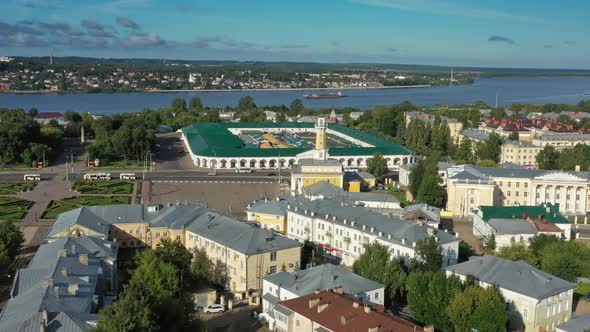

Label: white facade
[472,215,537,250]
[286,208,459,267]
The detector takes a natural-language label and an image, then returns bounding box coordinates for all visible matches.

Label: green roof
[181,122,413,158]
[479,204,569,224]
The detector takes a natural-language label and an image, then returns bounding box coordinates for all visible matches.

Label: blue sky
[0,0,588,69]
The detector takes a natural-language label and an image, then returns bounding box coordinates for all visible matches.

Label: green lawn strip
[0,197,32,221]
[42,196,131,219]
[575,282,590,299]
[390,189,411,207]
[0,182,36,195]
[73,181,133,195]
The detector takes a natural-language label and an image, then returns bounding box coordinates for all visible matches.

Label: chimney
[79,254,88,266]
[427,228,435,237]
[368,327,379,332]
[315,289,321,294]
[61,267,68,277]
[575,165,581,172]
[424,325,435,332]
[364,305,371,313]
[57,249,67,258]
[317,302,330,313]
[67,283,79,296]
[43,279,54,288]
[353,302,360,308]
[40,308,48,332]
[71,244,76,255]
[333,286,343,294]
[309,298,321,308]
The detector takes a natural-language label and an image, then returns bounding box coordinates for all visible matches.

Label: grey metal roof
[303,182,399,205]
[503,140,538,147]
[274,303,294,316]
[343,171,375,182]
[263,264,384,297]
[461,129,490,141]
[537,133,590,141]
[248,196,299,216]
[449,165,590,181]
[0,237,115,332]
[487,218,538,235]
[557,314,590,332]
[184,213,301,255]
[445,256,575,300]
[288,196,458,248]
[262,293,279,306]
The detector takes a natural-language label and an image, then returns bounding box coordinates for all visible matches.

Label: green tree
[290,99,304,114]
[476,159,498,168]
[454,138,475,164]
[155,238,193,280]
[238,96,256,111]
[189,97,203,111]
[538,241,590,282]
[0,221,24,258]
[28,108,39,117]
[352,243,407,306]
[507,131,519,141]
[458,240,475,263]
[406,271,464,331]
[367,152,387,178]
[484,234,496,254]
[64,111,83,123]
[171,98,187,111]
[0,245,14,279]
[496,242,538,266]
[413,236,443,272]
[489,108,507,119]
[447,286,507,332]
[190,247,213,282]
[537,145,560,170]
[529,234,560,257]
[97,250,203,332]
[416,168,446,208]
[408,159,426,198]
[475,133,503,162]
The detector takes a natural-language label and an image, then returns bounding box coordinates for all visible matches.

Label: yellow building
[246,197,299,234]
[47,204,302,296]
[500,140,543,168]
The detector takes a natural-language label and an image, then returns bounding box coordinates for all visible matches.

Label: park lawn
[42,196,131,219]
[575,282,590,299]
[0,182,36,195]
[73,181,133,195]
[0,197,32,221]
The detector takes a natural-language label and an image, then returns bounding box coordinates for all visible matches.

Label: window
[523,308,528,319]
[375,292,379,299]
[516,182,520,188]
[270,251,277,262]
[296,320,300,327]
[269,265,277,274]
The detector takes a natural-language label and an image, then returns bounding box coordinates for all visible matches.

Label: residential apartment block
[47,204,302,296]
[284,196,459,267]
[500,140,543,168]
[0,236,118,332]
[532,133,590,150]
[446,256,575,332]
[273,288,432,332]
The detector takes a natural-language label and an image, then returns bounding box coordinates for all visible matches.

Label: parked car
[203,304,225,314]
[207,172,217,176]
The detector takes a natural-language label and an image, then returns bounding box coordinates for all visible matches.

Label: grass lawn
[390,189,411,207]
[73,181,133,195]
[42,196,131,219]
[0,182,36,195]
[575,283,590,299]
[0,197,32,221]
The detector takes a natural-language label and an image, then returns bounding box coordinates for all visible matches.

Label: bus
[119,173,136,180]
[83,173,112,181]
[23,174,41,181]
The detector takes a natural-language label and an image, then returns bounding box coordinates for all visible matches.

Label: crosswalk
[152,180,276,184]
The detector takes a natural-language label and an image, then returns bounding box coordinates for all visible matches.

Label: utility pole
[65,155,68,182]
[71,151,74,174]
[42,150,46,167]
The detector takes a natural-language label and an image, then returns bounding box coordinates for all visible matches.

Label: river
[2,76,590,114]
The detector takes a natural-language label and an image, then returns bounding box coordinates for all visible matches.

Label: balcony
[343,236,351,243]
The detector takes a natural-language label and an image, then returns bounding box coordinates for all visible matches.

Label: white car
[203,304,225,314]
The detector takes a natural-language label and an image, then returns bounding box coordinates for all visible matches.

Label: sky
[0,0,588,69]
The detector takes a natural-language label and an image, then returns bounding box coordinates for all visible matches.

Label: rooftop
[49,204,301,255]
[445,256,574,300]
[460,128,490,141]
[479,204,569,224]
[302,181,399,206]
[263,263,384,298]
[486,218,538,235]
[556,314,590,332]
[181,122,413,158]
[287,196,458,248]
[276,289,429,332]
[0,237,116,332]
[448,164,590,182]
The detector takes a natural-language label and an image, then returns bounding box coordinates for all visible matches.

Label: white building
[285,196,459,267]
[262,263,385,329]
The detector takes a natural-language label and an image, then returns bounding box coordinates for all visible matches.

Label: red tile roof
[278,289,430,332]
[34,112,64,119]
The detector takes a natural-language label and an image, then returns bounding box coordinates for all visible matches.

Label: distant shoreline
[0,85,432,94]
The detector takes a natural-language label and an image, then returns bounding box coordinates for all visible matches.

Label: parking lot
[198,305,270,332]
[150,181,285,218]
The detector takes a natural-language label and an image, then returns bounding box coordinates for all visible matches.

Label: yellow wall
[315,129,327,150]
[347,181,361,192]
[245,246,301,291]
[249,212,287,234]
[302,175,342,188]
